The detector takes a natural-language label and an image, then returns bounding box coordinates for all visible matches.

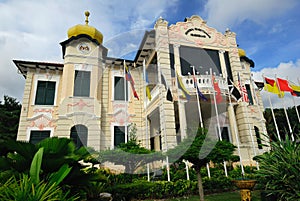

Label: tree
[264,106,300,141]
[0,95,21,141]
[167,128,237,201]
[100,124,163,177]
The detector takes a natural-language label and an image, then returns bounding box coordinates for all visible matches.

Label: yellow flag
[291,84,300,92]
[264,79,284,98]
[146,86,151,101]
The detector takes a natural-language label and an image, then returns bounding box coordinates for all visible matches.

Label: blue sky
[0,0,299,108]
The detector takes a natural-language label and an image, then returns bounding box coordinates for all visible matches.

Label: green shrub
[254,136,300,200]
[0,174,78,201]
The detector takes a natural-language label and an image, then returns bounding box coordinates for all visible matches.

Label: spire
[85,11,90,25]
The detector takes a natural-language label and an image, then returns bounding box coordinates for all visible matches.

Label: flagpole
[292,96,300,124]
[123,60,128,143]
[289,77,300,124]
[191,66,204,128]
[238,72,259,169]
[263,75,281,141]
[275,74,294,141]
[210,68,228,177]
[192,66,211,178]
[143,60,151,182]
[228,83,245,176]
[159,63,171,182]
[250,74,268,142]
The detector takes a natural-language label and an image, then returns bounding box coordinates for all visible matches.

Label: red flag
[212,75,223,103]
[277,78,293,92]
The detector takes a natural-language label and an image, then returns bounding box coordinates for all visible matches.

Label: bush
[202,176,234,193]
[255,136,300,200]
[107,179,198,200]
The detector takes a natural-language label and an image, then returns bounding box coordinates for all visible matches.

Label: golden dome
[238,48,246,57]
[67,11,103,44]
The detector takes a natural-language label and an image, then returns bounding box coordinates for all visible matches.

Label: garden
[0,127,299,201]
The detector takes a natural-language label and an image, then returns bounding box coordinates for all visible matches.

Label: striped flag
[124,61,139,100]
[237,73,249,102]
[176,71,191,100]
[290,83,300,97]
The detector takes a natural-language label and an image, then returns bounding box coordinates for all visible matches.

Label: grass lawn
[165,190,261,201]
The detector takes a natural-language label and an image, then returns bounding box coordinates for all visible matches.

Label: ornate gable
[168,15,231,48]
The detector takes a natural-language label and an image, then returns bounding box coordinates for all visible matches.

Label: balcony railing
[181,75,228,92]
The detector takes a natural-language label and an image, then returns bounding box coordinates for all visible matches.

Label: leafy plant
[0,174,78,201]
[254,135,300,200]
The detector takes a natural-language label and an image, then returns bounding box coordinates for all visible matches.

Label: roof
[13,60,64,78]
[134,30,155,66]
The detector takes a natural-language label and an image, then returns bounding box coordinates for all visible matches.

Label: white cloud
[0,0,177,102]
[203,0,297,31]
[252,60,300,108]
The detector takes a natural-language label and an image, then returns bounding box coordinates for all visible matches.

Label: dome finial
[85,11,90,25]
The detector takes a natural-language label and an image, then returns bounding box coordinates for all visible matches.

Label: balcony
[180,74,228,93]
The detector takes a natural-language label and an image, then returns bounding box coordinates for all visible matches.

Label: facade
[14,12,269,166]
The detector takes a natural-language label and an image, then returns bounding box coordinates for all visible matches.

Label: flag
[230,85,242,101]
[143,60,152,101]
[264,77,284,98]
[212,75,223,103]
[290,84,300,97]
[124,61,139,100]
[237,73,249,102]
[193,73,208,101]
[176,71,191,100]
[161,73,173,102]
[277,77,293,92]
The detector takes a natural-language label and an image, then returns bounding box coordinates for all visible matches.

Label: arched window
[70,125,88,148]
[254,126,263,149]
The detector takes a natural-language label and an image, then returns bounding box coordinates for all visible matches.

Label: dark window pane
[114,77,128,101]
[70,125,88,148]
[74,71,90,97]
[254,126,263,149]
[179,46,221,76]
[150,137,155,151]
[35,81,56,105]
[221,127,230,142]
[30,130,50,144]
[224,51,233,83]
[114,126,126,146]
[245,84,254,105]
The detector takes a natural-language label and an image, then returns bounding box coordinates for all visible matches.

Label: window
[254,126,263,149]
[150,137,155,151]
[74,70,90,97]
[114,76,128,101]
[114,126,128,147]
[70,125,88,148]
[221,127,230,142]
[30,130,50,144]
[245,84,254,105]
[35,81,56,105]
[179,46,221,76]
